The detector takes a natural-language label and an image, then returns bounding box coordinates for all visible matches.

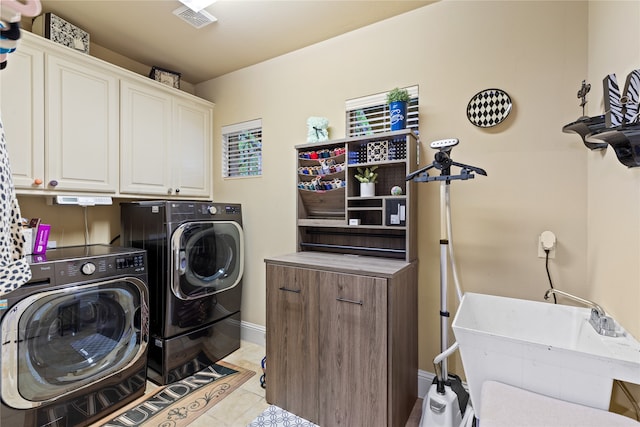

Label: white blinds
[345,86,419,137]
[222,119,263,178]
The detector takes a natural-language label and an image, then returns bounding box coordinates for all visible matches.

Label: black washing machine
[120,200,244,385]
[0,244,149,427]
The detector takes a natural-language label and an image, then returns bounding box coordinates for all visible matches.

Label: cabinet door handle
[279,287,301,293]
[336,297,363,305]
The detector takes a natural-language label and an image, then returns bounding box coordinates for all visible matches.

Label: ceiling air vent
[172,5,217,29]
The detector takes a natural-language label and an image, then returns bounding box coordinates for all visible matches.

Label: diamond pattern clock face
[467,88,512,128]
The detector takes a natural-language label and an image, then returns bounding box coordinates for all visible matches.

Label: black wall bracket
[563,71,640,168]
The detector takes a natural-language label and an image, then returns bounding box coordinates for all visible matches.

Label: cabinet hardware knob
[336,297,363,305]
[279,287,301,293]
[167,188,173,194]
[33,178,43,186]
[49,179,58,187]
[175,188,180,193]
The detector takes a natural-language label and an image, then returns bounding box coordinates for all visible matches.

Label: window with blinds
[346,86,419,137]
[222,119,262,178]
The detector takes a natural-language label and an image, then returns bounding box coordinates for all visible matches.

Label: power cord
[83,206,89,246]
[544,249,557,304]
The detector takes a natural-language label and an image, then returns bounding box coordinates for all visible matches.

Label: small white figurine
[307,117,329,143]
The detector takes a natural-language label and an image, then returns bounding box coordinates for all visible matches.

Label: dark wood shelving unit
[295,129,418,261]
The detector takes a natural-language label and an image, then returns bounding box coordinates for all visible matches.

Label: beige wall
[197,0,595,375]
[17,195,124,247]
[586,0,640,344]
[586,0,640,416]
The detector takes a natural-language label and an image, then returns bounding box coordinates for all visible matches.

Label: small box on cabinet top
[32,12,90,54]
[149,66,181,89]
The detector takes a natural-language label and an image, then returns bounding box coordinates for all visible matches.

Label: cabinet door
[265,264,319,423]
[172,98,212,197]
[0,43,45,190]
[319,271,388,427]
[119,79,173,195]
[46,54,119,192]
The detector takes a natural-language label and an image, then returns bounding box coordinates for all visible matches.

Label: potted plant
[355,166,378,197]
[386,87,410,131]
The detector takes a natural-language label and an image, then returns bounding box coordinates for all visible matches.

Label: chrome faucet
[544,288,605,316]
[544,288,617,337]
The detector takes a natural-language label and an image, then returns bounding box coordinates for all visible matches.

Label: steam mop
[406,138,487,427]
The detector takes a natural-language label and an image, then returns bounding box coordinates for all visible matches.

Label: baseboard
[241,320,266,347]
[418,369,436,398]
[243,322,441,400]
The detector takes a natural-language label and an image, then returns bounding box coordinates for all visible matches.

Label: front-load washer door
[0,278,149,409]
[171,221,244,300]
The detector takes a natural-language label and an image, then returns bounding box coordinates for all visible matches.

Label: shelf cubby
[298,187,345,219]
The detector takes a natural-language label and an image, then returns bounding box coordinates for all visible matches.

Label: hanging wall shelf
[563,72,640,168]
[585,124,640,168]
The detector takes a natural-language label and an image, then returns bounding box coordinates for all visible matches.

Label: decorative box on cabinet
[296,129,418,261]
[265,252,418,427]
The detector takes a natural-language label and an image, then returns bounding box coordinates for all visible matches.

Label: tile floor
[189,340,271,427]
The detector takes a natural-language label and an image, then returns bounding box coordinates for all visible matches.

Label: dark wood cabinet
[265,253,417,427]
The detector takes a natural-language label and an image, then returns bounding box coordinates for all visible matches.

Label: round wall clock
[466,88,513,128]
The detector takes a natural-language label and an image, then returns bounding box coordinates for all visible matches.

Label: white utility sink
[452,292,640,420]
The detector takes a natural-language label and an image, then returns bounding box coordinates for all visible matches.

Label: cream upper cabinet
[46,53,119,193]
[172,97,212,197]
[3,32,213,198]
[119,79,173,195]
[120,79,212,198]
[2,34,118,193]
[0,41,45,190]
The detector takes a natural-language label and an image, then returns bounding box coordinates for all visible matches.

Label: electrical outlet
[538,231,556,259]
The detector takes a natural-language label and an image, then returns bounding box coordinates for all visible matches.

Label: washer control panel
[198,202,242,219]
[28,250,147,285]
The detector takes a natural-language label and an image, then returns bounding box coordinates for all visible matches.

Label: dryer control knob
[81,262,96,275]
[207,206,218,215]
